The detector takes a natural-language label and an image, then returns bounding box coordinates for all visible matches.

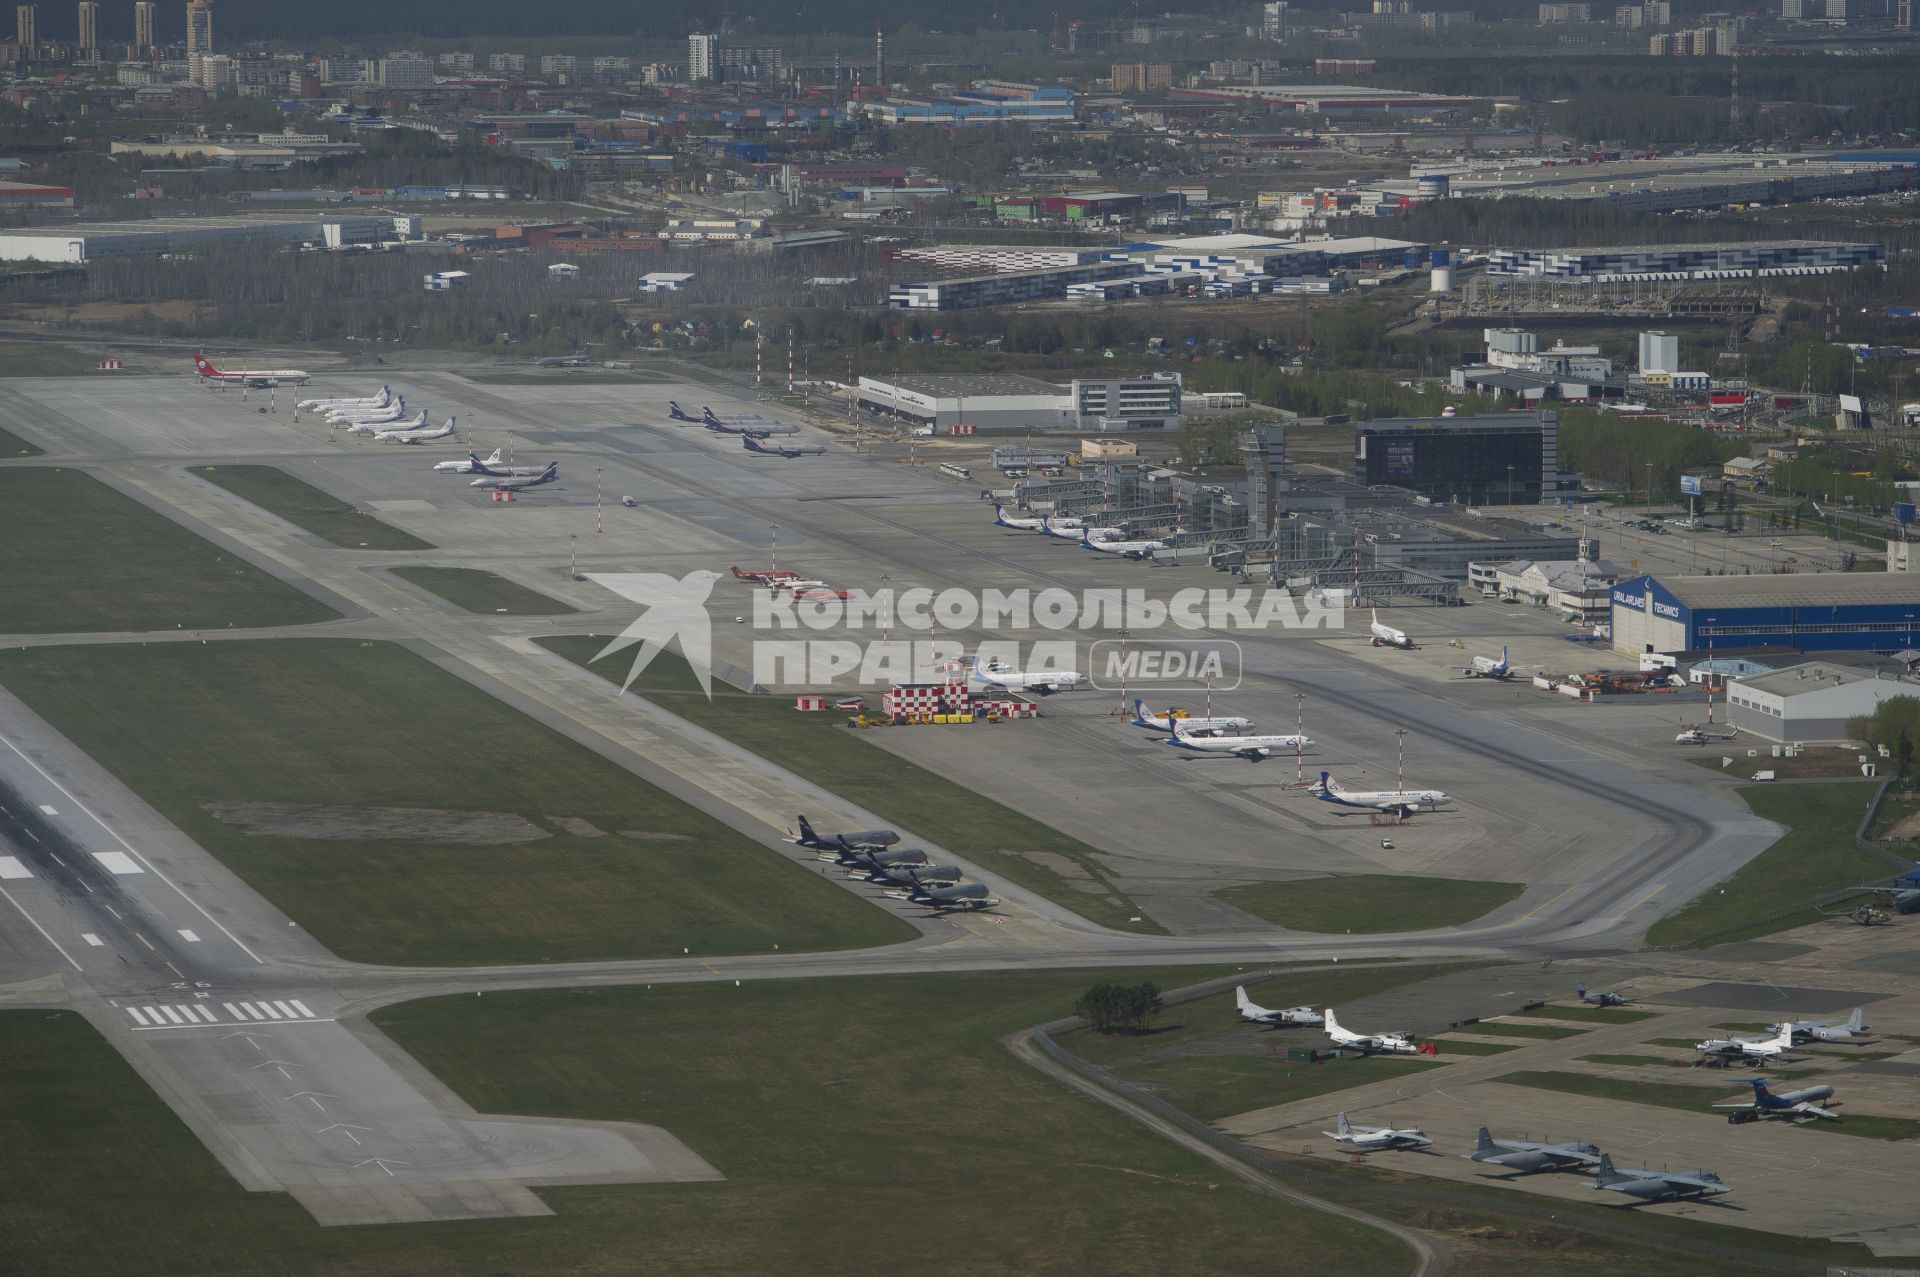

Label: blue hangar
[1610,573,1920,658]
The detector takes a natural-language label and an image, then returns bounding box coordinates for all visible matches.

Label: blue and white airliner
[1163,713,1311,761]
[1311,770,1449,816]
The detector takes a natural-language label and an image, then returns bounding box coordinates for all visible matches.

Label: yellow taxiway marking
[1612,883,1667,921]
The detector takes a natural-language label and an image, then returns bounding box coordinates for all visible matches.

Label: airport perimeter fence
[1024,969,1829,1275]
[1653,774,1912,951]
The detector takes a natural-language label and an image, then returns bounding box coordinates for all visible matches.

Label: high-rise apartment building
[184,0,210,56]
[487,51,524,73]
[15,4,35,54]
[1111,62,1172,92]
[132,0,153,51]
[688,31,717,81]
[76,0,96,56]
[1261,1,1287,39]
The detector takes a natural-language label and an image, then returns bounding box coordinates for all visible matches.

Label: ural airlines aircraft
[1043,515,1120,542]
[1235,987,1323,1027]
[1130,700,1255,735]
[1312,771,1449,817]
[1369,609,1414,649]
[1323,1008,1419,1056]
[327,396,406,425]
[299,385,390,412]
[1323,1113,1432,1151]
[373,415,455,444]
[741,434,827,459]
[348,409,427,436]
[1081,527,1165,559]
[1465,645,1512,679]
[992,503,1048,532]
[435,448,508,474]
[193,352,311,387]
[1164,715,1312,762]
[968,654,1086,695]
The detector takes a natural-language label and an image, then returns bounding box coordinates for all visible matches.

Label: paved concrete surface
[0,364,1887,1240]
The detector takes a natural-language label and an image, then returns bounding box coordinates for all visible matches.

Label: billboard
[1896,502,1917,525]
[1680,475,1703,496]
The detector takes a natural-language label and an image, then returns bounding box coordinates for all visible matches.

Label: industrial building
[887,233,1424,310]
[1167,84,1481,115]
[1725,658,1919,744]
[1610,573,1920,658]
[0,215,414,263]
[1353,411,1563,506]
[861,85,1076,126]
[857,372,1182,432]
[1487,240,1884,282]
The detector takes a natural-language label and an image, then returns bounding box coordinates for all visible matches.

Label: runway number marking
[82,933,103,946]
[37,805,57,816]
[177,929,201,943]
[0,856,31,879]
[91,851,144,875]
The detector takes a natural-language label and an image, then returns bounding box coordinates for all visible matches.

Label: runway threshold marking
[0,856,31,879]
[37,805,56,816]
[81,933,103,946]
[177,929,201,943]
[125,998,330,1031]
[91,851,144,875]
[0,731,265,964]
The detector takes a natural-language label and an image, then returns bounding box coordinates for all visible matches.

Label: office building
[688,32,717,82]
[1072,374,1183,430]
[1354,411,1559,506]
[1241,424,1289,539]
[184,0,209,55]
[1489,240,1884,281]
[75,0,95,56]
[132,0,152,52]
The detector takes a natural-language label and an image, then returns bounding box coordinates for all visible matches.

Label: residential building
[437,51,473,73]
[1111,62,1172,92]
[184,0,209,56]
[488,52,524,73]
[1537,2,1591,19]
[539,53,575,78]
[76,0,96,57]
[193,52,229,88]
[132,0,153,53]
[688,32,717,81]
[592,55,629,79]
[15,4,34,55]
[378,53,434,90]
[1261,1,1287,38]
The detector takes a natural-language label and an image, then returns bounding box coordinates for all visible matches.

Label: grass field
[1501,1071,1920,1140]
[1059,965,1473,1120]
[1215,874,1525,933]
[0,340,98,377]
[0,423,42,455]
[391,566,577,615]
[1446,1021,1587,1041]
[0,976,1423,1277]
[1519,1004,1660,1024]
[195,464,433,551]
[0,640,912,964]
[539,636,1166,933]
[0,468,336,633]
[1645,784,1884,947]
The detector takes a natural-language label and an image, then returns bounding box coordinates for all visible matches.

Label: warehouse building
[858,372,1182,432]
[1487,240,1883,282]
[0,215,410,262]
[1611,573,1920,658]
[1725,658,1919,744]
[1354,411,1563,506]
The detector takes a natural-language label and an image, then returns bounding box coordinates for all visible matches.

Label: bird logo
[586,570,723,697]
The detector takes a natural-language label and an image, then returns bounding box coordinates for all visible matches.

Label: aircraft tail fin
[1323,1007,1340,1035]
[1847,1007,1864,1032]
[1335,1112,1352,1136]
[1594,1154,1621,1184]
[1474,1126,1494,1153]
[1574,981,1588,997]
[796,815,820,847]
[194,353,218,375]
[1318,770,1338,793]
[1235,986,1258,1016]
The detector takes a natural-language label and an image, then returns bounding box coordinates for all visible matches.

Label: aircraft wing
[1792,1103,1840,1120]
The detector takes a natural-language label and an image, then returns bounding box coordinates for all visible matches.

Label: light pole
[1295,692,1306,785]
[1644,461,1654,511]
[770,523,779,575]
[1116,626,1129,715]
[1395,727,1408,795]
[880,573,892,644]
[1506,463,1514,513]
[595,467,604,534]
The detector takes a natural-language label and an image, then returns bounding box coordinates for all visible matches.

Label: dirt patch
[1883,805,1920,842]
[617,830,694,842]
[547,815,607,838]
[1013,850,1099,882]
[204,801,549,845]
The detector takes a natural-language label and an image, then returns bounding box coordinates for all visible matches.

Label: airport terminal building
[1353,411,1561,506]
[1610,573,1920,658]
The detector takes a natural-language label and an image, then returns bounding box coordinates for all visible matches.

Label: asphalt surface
[0,363,1811,1231]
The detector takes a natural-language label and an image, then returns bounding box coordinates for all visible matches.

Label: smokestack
[876,26,885,96]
